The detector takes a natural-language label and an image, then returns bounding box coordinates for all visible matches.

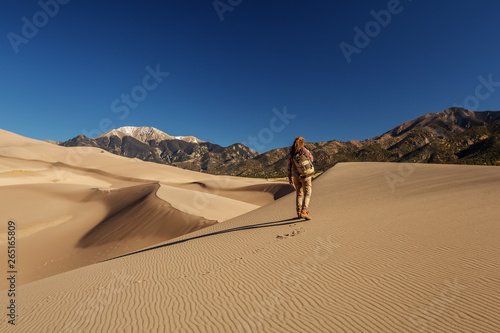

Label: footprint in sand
[276,227,304,239]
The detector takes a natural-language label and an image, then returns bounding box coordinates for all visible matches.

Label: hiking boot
[301,210,311,220]
[297,211,302,218]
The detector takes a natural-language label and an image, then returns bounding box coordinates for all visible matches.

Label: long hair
[290,136,305,157]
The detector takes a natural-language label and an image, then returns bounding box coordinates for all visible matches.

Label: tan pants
[293,176,312,212]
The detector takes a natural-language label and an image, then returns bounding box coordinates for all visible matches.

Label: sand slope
[0,129,290,287]
[3,162,499,332]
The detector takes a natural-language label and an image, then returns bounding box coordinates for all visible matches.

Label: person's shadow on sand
[103,217,306,262]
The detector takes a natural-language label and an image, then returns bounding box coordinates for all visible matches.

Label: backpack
[292,150,314,177]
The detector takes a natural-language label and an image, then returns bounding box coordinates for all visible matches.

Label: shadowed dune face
[0,182,216,287]
[77,183,216,248]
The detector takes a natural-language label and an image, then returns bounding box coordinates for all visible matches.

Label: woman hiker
[288,136,314,220]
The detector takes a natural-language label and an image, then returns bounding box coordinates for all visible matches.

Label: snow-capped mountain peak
[96,126,204,144]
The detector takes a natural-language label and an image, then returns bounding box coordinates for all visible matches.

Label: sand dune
[76,183,216,249]
[0,129,287,288]
[3,161,499,332]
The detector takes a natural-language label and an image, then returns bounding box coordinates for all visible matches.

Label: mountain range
[96,126,203,144]
[60,107,500,177]
[60,126,258,172]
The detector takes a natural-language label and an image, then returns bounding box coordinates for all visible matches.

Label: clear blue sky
[2,0,499,152]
